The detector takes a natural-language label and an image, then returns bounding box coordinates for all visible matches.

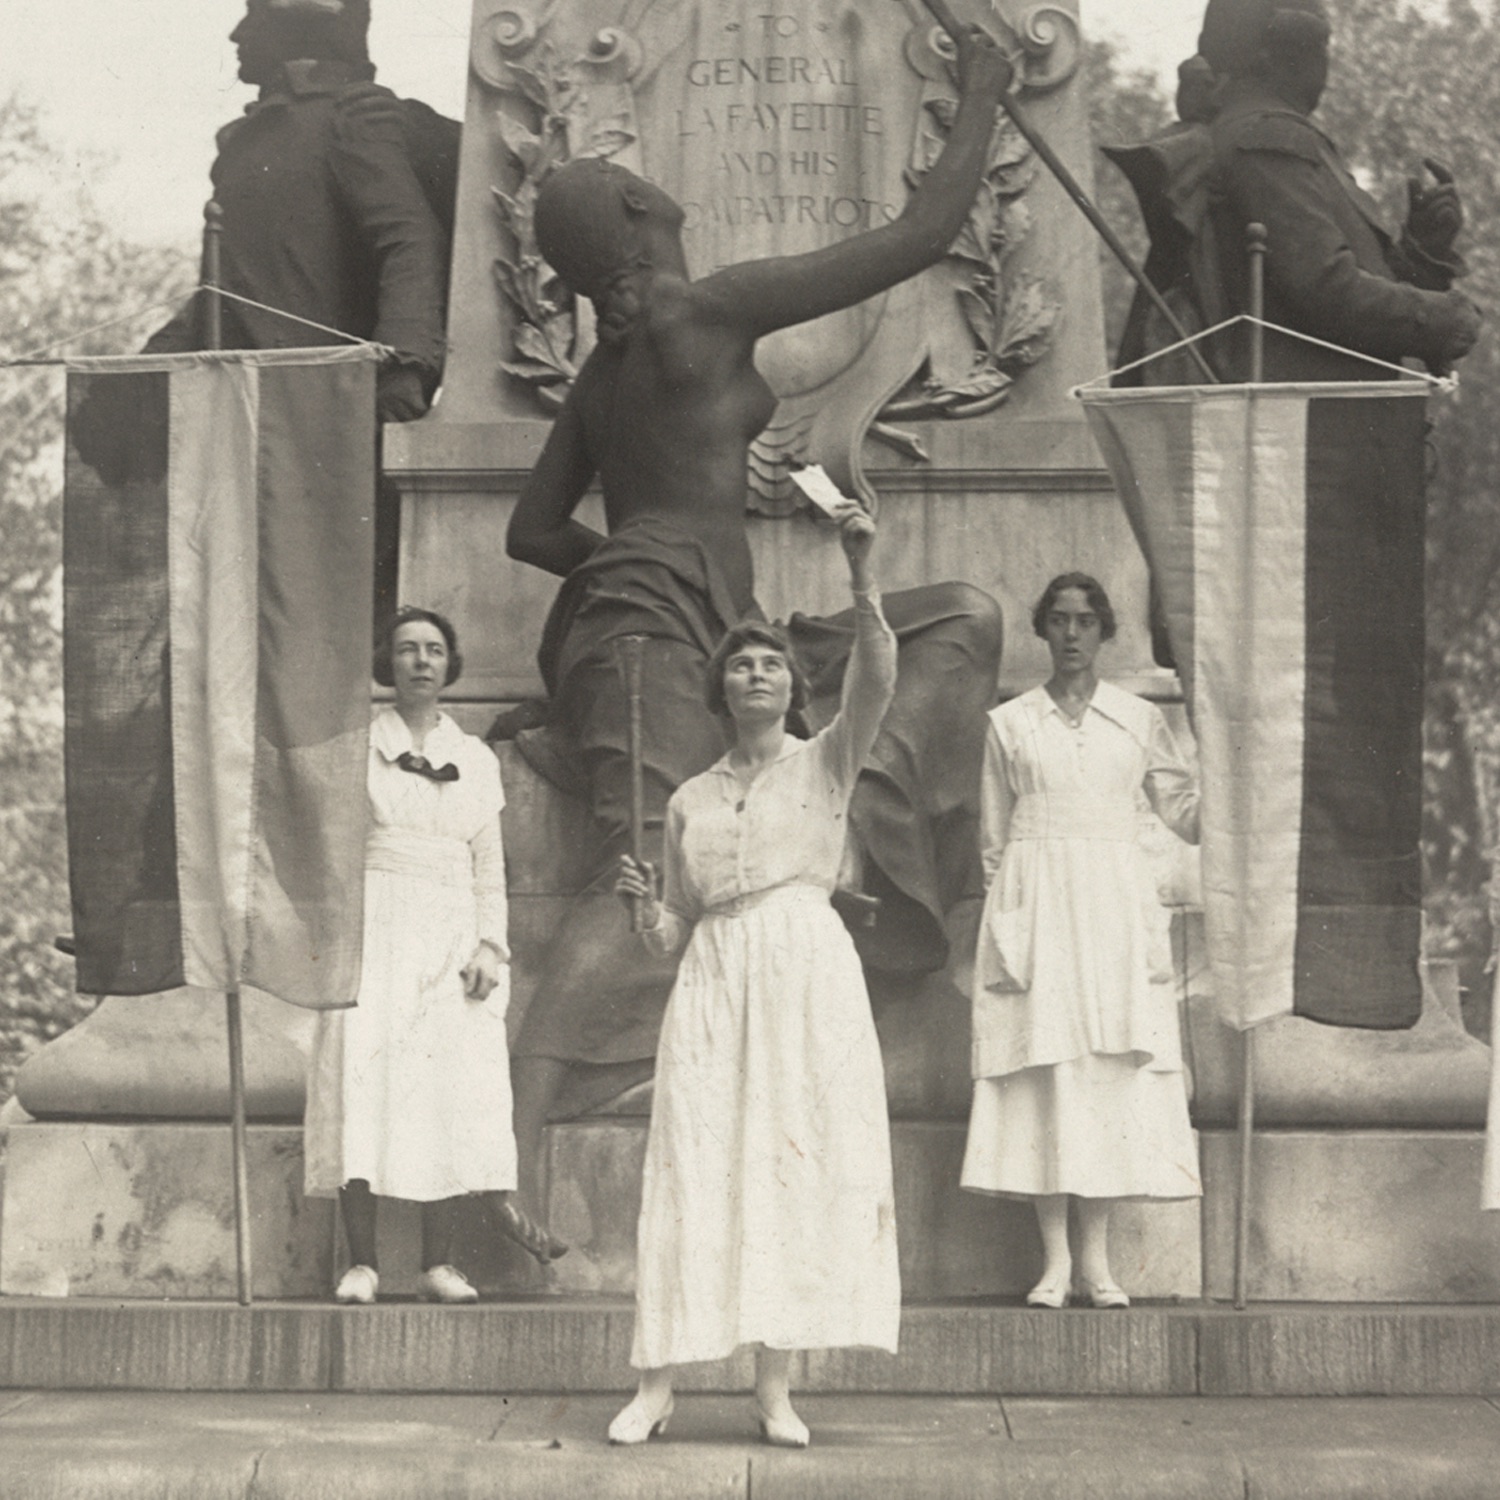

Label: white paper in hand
[789,463,857,518]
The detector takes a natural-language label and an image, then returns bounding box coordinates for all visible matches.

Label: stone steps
[2,1299,1500,1397]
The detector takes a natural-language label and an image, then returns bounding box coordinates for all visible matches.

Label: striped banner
[63,349,376,1009]
[1080,381,1428,1031]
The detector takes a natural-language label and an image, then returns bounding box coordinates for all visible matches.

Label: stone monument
[384,0,1201,1300]
[6,0,1496,1305]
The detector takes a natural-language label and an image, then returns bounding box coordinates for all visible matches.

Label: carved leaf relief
[479,0,1069,498]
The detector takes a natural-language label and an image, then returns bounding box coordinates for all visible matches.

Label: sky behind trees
[0,0,1211,254]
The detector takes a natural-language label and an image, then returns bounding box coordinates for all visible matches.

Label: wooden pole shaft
[1233,1025,1256,1310]
[226,989,254,1306]
[918,0,1219,384]
[202,201,224,353]
[618,635,649,932]
[1247,222,1268,385]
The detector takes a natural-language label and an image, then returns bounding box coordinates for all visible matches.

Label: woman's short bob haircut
[705,620,810,717]
[1031,572,1118,642]
[373,605,464,688]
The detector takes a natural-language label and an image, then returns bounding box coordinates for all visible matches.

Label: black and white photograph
[2,1,1499,1494]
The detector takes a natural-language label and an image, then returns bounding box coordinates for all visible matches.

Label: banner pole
[1230,223,1270,1313]
[617,635,649,932]
[1233,1026,1256,1309]
[918,0,1219,384]
[1248,223,1268,384]
[202,197,252,1307]
[203,201,224,353]
[226,988,254,1306]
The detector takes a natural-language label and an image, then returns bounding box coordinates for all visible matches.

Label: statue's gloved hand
[953,24,1014,101]
[1423,288,1482,373]
[377,363,432,423]
[1404,157,1464,263]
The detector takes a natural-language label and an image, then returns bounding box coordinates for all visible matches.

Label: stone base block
[1200,1129,1500,1302]
[14,990,316,1122]
[348,1119,1201,1302]
[1,1118,1200,1303]
[1181,916,1491,1129]
[0,1123,333,1300]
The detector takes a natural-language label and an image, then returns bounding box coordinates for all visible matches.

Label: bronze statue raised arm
[502,27,1013,1230]
[509,27,1013,596]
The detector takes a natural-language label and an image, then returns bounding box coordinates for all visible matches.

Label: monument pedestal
[5,0,1494,1317]
[8,746,1494,1305]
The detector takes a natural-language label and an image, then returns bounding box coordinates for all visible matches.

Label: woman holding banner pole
[961,575,1201,1308]
[609,504,896,1448]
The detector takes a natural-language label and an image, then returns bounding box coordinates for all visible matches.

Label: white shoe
[1025,1275,1072,1309]
[1082,1279,1130,1309]
[334,1264,379,1304]
[755,1398,810,1448]
[418,1264,479,1304]
[608,1392,674,1445]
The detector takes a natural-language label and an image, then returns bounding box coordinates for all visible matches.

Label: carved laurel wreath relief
[475,1,1073,510]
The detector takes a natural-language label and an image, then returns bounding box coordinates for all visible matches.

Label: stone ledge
[1,1302,1498,1397]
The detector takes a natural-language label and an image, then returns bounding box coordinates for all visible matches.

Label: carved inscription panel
[658,1,915,395]
[472,0,1079,502]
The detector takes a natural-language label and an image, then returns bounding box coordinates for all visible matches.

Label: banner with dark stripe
[1080,381,1427,1031]
[64,348,376,1009]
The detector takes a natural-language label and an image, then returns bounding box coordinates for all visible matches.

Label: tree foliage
[0,95,193,1105]
[1316,0,1500,990]
[1083,40,1174,358]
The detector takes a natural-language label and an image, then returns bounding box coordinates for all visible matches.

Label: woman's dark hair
[1031,573,1117,641]
[705,620,809,717]
[373,605,463,688]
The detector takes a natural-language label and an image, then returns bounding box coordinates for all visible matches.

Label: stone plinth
[14,990,313,1123]
[1179,914,1492,1129]
[0,1123,332,1300]
[0,1116,1198,1304]
[1200,1129,1500,1303]
[536,1118,1201,1302]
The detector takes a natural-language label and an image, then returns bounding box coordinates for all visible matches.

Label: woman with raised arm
[505,25,1012,1236]
[610,503,895,1447]
[961,575,1201,1309]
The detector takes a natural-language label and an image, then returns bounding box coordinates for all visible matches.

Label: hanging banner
[1080,380,1428,1031]
[63,347,377,1009]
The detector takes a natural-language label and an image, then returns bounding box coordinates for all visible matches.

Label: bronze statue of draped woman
[502,26,1016,1220]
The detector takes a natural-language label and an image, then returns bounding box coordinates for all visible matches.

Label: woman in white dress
[961,574,1201,1308]
[304,607,563,1305]
[609,504,898,1447]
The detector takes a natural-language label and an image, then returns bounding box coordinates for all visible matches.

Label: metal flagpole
[204,196,253,1307]
[1233,223,1269,1312]
[918,0,1219,385]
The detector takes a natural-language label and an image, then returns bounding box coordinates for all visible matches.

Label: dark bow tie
[396,751,460,783]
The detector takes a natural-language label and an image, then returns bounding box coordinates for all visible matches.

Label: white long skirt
[961,1052,1200,1201]
[303,860,516,1202]
[630,887,900,1369]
